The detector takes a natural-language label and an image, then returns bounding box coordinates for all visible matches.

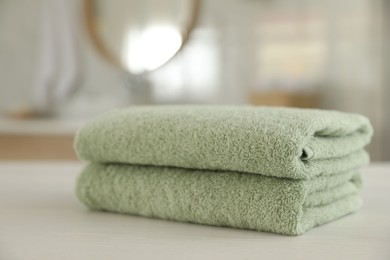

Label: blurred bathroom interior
[0,0,388,161]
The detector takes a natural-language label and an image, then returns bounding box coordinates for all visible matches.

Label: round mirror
[84,0,201,75]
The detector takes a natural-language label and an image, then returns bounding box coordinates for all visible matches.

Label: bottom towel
[76,163,362,235]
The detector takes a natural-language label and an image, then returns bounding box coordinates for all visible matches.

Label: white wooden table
[0,162,389,260]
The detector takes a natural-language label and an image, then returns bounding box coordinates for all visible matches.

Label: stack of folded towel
[75,106,373,235]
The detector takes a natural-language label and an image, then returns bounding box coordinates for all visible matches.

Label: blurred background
[0,0,388,161]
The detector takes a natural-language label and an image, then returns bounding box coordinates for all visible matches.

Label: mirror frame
[84,0,202,73]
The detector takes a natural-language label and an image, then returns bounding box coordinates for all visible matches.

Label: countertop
[0,118,84,135]
[0,162,389,260]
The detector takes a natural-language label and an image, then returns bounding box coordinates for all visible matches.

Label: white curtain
[32,0,82,114]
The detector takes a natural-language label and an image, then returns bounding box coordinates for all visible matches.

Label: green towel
[74,106,373,235]
[75,106,372,179]
[77,164,362,235]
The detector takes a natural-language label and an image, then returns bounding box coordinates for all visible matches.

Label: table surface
[0,162,389,260]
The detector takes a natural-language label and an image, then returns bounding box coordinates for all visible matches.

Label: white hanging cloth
[32,0,81,114]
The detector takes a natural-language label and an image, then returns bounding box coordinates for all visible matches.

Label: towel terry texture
[75,106,373,235]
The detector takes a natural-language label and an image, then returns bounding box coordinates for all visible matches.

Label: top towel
[75,106,373,179]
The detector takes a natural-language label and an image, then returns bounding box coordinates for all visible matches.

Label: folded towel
[75,106,373,235]
[77,163,362,235]
[75,106,372,179]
